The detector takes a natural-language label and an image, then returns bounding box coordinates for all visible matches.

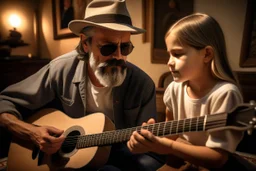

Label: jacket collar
[72,58,87,84]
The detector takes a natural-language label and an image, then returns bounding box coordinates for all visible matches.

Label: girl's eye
[172,53,182,57]
[170,49,184,57]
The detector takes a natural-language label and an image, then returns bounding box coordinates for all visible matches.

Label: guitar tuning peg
[249,100,256,105]
[247,124,256,135]
[249,119,256,125]
[247,129,252,135]
[248,119,256,135]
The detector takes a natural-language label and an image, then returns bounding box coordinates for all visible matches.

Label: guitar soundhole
[60,130,80,153]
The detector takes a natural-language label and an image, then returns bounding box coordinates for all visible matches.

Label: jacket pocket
[60,95,74,106]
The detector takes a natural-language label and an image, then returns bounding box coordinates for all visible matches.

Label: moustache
[99,59,127,69]
[98,59,127,74]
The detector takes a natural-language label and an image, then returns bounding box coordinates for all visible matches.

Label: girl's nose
[168,56,175,66]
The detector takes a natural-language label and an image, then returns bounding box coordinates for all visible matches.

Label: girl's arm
[127,107,229,169]
[167,138,229,168]
[128,127,228,168]
[165,108,228,168]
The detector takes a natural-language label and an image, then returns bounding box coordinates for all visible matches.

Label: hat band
[85,14,132,25]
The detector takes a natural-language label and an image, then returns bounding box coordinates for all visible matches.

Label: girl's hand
[127,118,173,154]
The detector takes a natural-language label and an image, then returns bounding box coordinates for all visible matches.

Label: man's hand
[127,118,174,155]
[30,125,65,154]
[0,113,65,155]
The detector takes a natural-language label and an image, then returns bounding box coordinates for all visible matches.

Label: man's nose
[112,46,123,59]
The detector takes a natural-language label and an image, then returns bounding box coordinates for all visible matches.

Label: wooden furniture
[0,57,51,91]
[234,73,256,155]
[235,71,256,103]
[156,72,173,122]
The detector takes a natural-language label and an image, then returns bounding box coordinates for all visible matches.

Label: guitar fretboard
[75,112,227,149]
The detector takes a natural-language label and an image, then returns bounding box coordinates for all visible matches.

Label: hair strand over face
[165,13,237,85]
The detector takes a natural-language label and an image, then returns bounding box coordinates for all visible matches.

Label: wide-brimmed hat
[68,0,146,35]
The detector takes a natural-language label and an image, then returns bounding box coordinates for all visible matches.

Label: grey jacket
[0,51,157,129]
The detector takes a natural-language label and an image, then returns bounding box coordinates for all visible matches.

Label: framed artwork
[240,0,256,67]
[143,0,194,64]
[52,0,92,40]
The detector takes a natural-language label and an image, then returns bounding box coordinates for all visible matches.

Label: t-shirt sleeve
[206,87,244,153]
[163,82,175,112]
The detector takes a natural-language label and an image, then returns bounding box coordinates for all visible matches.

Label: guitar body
[7,108,115,171]
[6,103,256,171]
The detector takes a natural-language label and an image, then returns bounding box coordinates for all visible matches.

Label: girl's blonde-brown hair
[165,13,236,84]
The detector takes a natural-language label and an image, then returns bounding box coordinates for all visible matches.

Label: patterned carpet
[0,157,7,171]
[235,151,256,165]
[0,153,255,170]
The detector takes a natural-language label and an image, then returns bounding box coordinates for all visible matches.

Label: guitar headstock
[227,101,256,135]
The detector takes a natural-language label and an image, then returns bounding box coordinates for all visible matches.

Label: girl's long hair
[165,13,237,84]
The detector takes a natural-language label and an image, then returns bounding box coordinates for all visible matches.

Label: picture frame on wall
[240,0,256,67]
[143,0,194,64]
[52,0,91,40]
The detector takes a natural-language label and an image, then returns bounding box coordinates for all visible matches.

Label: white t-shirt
[86,78,114,121]
[163,81,243,153]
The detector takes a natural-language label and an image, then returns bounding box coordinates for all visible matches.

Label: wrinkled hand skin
[31,126,65,154]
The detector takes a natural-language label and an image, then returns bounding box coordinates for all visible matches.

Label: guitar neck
[76,112,228,149]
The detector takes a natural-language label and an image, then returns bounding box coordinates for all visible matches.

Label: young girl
[127,13,244,170]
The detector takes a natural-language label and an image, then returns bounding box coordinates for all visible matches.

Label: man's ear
[203,46,214,63]
[80,34,89,52]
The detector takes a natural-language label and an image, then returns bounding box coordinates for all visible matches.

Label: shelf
[0,58,51,91]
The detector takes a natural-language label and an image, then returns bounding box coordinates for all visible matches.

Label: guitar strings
[59,114,227,148]
[61,119,226,145]
[62,119,227,145]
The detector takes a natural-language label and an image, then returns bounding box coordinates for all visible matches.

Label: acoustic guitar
[7,103,256,171]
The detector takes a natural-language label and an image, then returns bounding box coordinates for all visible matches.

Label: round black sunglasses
[97,42,134,56]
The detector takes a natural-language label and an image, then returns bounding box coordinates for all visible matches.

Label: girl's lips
[171,71,180,77]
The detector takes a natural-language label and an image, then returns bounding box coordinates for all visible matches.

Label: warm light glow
[28,53,32,58]
[9,14,21,28]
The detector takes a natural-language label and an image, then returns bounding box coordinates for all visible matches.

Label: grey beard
[89,53,127,87]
